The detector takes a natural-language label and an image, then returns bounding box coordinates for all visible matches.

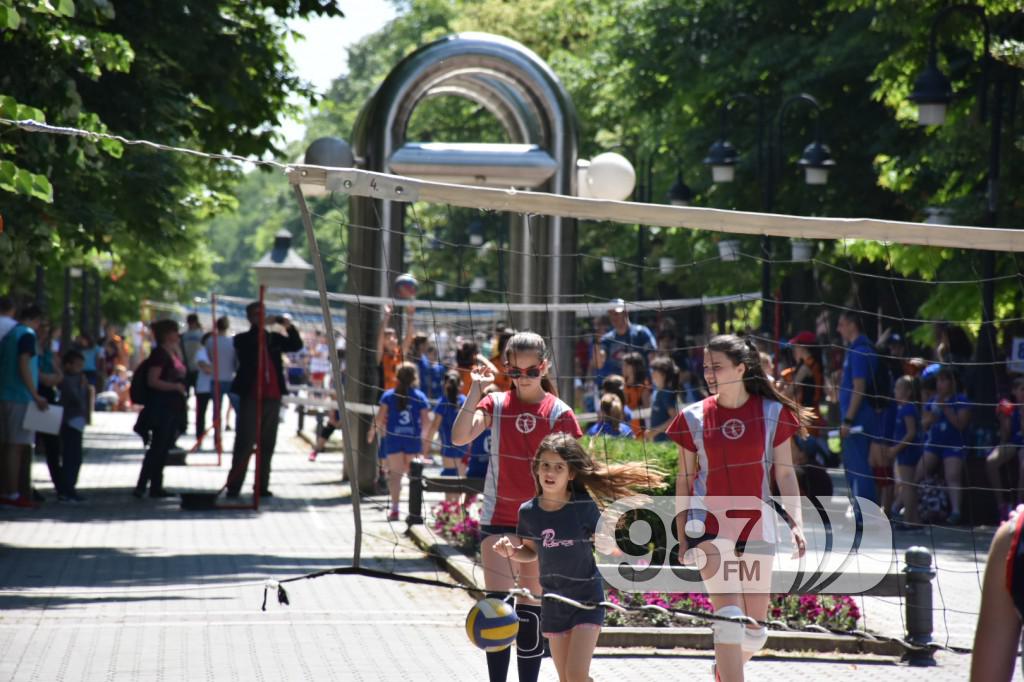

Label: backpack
[129,355,154,406]
[917,475,950,524]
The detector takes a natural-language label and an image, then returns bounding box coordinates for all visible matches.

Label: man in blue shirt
[592,298,656,382]
[0,304,47,507]
[836,310,878,504]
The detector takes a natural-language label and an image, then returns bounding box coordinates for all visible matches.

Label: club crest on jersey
[721,418,746,440]
[515,413,537,434]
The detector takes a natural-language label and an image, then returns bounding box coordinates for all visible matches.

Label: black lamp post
[907,5,1016,431]
[633,151,694,301]
[704,93,835,339]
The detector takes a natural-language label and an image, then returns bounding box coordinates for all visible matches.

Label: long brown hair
[706,334,811,437]
[394,361,418,411]
[532,432,665,505]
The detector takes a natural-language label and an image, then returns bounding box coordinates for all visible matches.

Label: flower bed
[431,499,482,555]
[604,587,861,631]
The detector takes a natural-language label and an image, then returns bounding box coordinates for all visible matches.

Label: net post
[292,184,363,568]
[253,284,264,511]
[211,293,222,463]
[407,459,424,526]
[902,546,936,667]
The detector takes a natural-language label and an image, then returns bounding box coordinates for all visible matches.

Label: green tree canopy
[0,0,342,321]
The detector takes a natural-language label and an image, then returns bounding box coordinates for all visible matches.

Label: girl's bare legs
[547,626,600,682]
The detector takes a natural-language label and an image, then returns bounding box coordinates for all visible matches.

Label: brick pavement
[0,410,987,680]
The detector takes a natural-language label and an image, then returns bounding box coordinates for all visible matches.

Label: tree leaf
[0,5,21,30]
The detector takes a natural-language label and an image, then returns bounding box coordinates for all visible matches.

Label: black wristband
[842,418,854,426]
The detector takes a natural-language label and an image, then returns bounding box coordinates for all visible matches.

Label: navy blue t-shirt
[516,494,604,602]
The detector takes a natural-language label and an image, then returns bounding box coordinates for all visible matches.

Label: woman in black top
[134,319,187,498]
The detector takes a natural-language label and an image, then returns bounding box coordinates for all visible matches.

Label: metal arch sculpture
[345,33,581,490]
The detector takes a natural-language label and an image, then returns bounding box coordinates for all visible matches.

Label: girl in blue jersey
[586,393,634,438]
[916,366,971,525]
[368,361,430,521]
[423,371,467,502]
[886,375,923,529]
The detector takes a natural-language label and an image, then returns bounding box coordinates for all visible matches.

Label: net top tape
[289,165,1024,253]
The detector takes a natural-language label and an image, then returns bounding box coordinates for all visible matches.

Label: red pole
[211,294,222,465]
[253,285,265,511]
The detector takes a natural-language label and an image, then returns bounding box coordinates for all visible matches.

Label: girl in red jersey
[666,335,808,682]
[453,331,582,682]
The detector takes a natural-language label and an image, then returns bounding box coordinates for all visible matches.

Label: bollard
[296,403,306,435]
[903,546,937,666]
[406,459,424,526]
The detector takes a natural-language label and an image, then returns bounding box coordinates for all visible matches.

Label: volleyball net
[6,116,1024,661]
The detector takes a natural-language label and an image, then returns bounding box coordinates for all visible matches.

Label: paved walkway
[0,410,987,680]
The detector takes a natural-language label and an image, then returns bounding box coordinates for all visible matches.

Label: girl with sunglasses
[452,331,582,682]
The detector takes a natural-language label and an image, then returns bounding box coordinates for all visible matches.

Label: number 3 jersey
[475,390,582,527]
[666,395,800,542]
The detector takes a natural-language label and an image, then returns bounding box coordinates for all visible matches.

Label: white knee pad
[712,605,745,646]
[742,625,768,654]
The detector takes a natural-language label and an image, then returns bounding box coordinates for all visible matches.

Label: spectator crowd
[1,288,1023,530]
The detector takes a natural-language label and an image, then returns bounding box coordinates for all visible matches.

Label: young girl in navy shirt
[916,366,971,525]
[368,361,430,521]
[495,433,662,682]
[886,375,923,529]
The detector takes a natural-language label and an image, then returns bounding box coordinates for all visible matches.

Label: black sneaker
[149,489,176,499]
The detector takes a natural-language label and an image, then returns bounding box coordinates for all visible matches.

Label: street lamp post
[633,150,693,301]
[907,5,1016,431]
[704,93,835,340]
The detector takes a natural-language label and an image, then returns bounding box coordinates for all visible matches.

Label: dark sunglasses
[504,364,543,379]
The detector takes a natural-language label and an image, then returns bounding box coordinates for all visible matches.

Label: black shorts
[480,524,518,539]
[541,597,604,636]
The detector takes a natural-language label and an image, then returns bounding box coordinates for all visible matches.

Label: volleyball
[465,597,519,651]
[393,273,418,300]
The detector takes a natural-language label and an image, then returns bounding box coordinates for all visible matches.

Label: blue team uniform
[378,388,429,457]
[924,393,969,459]
[586,421,634,438]
[433,394,467,474]
[466,428,491,479]
[893,402,923,467]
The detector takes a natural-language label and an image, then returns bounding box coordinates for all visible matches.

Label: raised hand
[470,363,496,389]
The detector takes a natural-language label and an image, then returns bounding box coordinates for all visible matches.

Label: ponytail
[395,361,417,411]
[599,392,624,428]
[708,334,811,437]
[443,369,461,405]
